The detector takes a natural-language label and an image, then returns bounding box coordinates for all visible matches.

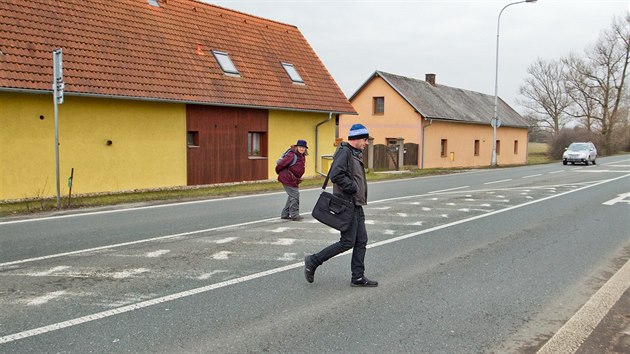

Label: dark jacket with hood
[275,146,306,188]
[331,142,367,206]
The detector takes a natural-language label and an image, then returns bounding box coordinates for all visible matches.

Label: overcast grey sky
[207,0,629,114]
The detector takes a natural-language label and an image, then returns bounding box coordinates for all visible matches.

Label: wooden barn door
[186,105,268,185]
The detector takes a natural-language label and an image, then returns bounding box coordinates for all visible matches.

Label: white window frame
[212,50,239,75]
[281,62,304,84]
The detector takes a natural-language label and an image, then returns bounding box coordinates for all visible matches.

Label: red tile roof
[0,0,355,114]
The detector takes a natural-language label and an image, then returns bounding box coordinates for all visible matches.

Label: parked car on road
[563,142,597,165]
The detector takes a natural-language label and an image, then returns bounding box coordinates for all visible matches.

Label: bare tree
[518,58,572,134]
[564,14,630,155]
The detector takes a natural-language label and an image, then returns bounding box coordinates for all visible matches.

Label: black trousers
[311,206,368,280]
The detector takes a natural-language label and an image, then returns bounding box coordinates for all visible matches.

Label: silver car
[562,142,597,165]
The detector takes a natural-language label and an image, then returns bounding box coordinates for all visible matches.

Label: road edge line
[536,258,630,354]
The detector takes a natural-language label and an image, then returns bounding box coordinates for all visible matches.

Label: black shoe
[351,277,378,287]
[291,215,304,221]
[280,216,291,220]
[304,255,316,283]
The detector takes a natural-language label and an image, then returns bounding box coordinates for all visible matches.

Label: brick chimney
[425,73,436,86]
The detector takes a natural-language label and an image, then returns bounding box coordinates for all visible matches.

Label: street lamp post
[491,0,537,166]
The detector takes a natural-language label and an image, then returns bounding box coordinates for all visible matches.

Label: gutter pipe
[315,112,333,176]
[421,118,433,169]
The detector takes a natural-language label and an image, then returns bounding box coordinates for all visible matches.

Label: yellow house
[341,71,529,169]
[0,0,354,201]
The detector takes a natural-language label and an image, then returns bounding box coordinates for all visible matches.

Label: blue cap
[296,139,308,148]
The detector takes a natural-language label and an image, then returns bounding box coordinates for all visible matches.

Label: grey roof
[354,71,529,128]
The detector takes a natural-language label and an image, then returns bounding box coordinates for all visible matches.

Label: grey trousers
[281,185,300,217]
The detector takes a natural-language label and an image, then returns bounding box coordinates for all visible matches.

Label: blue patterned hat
[348,123,369,140]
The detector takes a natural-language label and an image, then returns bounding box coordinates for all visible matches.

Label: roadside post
[53,48,64,209]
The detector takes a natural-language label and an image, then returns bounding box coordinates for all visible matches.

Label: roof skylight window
[282,63,304,84]
[212,50,239,75]
[148,0,160,7]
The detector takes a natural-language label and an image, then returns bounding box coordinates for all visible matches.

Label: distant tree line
[519,13,629,159]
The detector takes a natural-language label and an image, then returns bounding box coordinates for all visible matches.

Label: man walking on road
[304,123,378,287]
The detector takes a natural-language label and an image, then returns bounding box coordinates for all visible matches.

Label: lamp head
[525,0,537,2]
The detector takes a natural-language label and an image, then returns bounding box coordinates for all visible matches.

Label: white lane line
[484,179,512,185]
[0,191,288,226]
[537,257,630,354]
[522,174,542,179]
[428,186,469,194]
[549,170,564,174]
[0,217,279,267]
[0,173,628,345]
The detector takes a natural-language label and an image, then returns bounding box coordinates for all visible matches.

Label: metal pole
[53,48,63,209]
[54,89,60,208]
[492,0,535,166]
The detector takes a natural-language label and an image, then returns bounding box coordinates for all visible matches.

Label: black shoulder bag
[311,150,355,232]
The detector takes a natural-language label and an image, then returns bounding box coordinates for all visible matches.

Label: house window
[248,132,266,157]
[212,50,239,75]
[281,63,304,83]
[514,140,519,155]
[474,140,480,156]
[440,139,447,158]
[373,97,384,115]
[496,140,501,155]
[187,131,199,147]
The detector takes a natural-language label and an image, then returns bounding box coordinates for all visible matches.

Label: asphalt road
[0,157,629,353]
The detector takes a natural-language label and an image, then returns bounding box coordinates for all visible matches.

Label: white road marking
[26,291,67,306]
[383,230,395,235]
[537,258,630,354]
[1,178,624,270]
[211,251,232,260]
[29,266,71,276]
[277,253,297,261]
[522,174,542,179]
[247,238,296,246]
[484,179,512,185]
[1,173,628,345]
[213,237,238,244]
[549,170,564,174]
[603,192,630,205]
[270,227,290,233]
[422,207,432,211]
[0,217,279,267]
[429,186,469,194]
[459,208,470,212]
[365,220,375,225]
[112,268,149,279]
[370,206,392,210]
[145,250,170,258]
[0,192,290,226]
[196,270,229,280]
[397,213,408,217]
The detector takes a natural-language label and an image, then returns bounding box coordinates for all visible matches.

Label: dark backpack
[276,148,298,167]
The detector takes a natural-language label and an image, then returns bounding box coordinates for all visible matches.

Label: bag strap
[321,147,354,190]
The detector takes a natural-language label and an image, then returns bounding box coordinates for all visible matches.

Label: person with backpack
[276,139,308,221]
